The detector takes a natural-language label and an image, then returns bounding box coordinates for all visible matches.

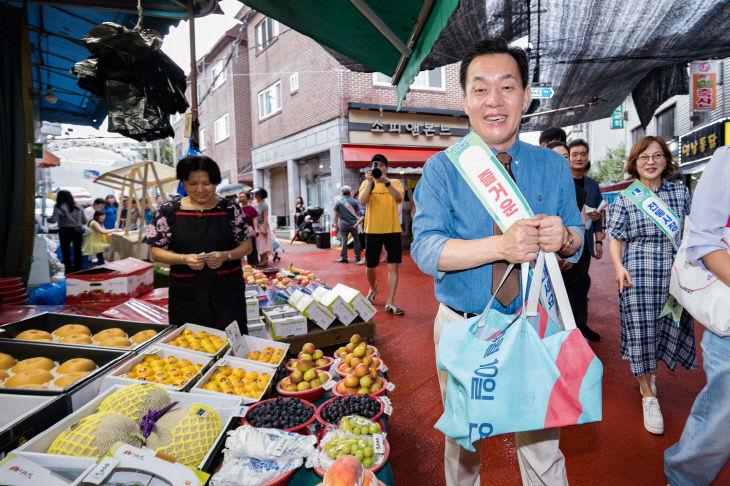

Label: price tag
[385,381,396,392]
[384,404,393,416]
[323,380,334,391]
[234,406,249,418]
[372,433,385,454]
[380,364,389,372]
[225,321,246,357]
[83,457,120,485]
[379,396,391,406]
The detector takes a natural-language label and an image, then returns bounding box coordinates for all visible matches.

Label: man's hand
[588,210,601,222]
[365,169,375,183]
[536,215,566,253]
[499,218,540,263]
[594,242,603,259]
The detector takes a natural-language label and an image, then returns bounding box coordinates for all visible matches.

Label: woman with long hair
[103,194,118,230]
[253,188,273,267]
[50,190,87,274]
[82,210,113,264]
[238,191,259,267]
[607,136,696,435]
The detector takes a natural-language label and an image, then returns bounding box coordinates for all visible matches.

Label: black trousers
[58,227,83,275]
[561,247,591,328]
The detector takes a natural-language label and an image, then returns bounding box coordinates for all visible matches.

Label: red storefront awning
[343,144,440,168]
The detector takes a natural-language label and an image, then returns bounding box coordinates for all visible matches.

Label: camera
[371,163,382,179]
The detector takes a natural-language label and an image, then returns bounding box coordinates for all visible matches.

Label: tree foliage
[590,145,626,184]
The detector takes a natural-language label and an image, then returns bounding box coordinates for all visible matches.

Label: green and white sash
[445,133,573,329]
[622,181,681,249]
[622,180,684,324]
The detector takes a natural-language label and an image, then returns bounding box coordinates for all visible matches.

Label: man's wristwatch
[227,251,232,261]
[384,180,391,187]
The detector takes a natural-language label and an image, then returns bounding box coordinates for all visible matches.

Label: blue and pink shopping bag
[435,253,603,451]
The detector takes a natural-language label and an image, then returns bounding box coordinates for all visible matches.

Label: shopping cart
[271,230,282,262]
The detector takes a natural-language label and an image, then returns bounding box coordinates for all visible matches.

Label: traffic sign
[530,87,554,99]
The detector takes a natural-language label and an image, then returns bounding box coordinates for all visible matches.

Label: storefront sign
[690,61,720,111]
[370,120,451,137]
[678,118,730,165]
[611,104,624,129]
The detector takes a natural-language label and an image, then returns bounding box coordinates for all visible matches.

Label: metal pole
[188,0,199,144]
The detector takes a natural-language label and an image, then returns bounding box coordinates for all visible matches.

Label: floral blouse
[143,198,252,250]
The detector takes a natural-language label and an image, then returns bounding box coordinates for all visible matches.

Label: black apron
[168,200,247,333]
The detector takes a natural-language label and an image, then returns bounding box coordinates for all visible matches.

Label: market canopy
[20,0,221,127]
[245,0,730,129]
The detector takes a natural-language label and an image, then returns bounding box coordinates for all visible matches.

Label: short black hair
[546,141,569,152]
[568,139,590,153]
[93,198,105,206]
[253,187,268,199]
[176,155,222,184]
[539,127,567,145]
[459,37,529,91]
[371,154,388,166]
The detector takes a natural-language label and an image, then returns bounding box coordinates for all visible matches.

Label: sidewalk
[273,248,729,485]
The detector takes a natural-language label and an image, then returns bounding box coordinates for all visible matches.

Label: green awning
[240,0,459,108]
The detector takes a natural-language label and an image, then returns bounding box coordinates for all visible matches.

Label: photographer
[358,154,405,315]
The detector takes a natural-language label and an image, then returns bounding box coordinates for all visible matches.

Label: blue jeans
[665,330,730,486]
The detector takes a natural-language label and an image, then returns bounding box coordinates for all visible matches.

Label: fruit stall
[0,259,395,485]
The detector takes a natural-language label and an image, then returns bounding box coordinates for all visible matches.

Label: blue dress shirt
[411,135,584,315]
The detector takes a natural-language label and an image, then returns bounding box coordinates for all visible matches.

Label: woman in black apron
[143,156,252,332]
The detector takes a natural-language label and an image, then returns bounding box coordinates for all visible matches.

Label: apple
[290,369,303,384]
[315,358,328,367]
[303,369,317,382]
[302,342,316,355]
[370,367,378,380]
[359,375,373,388]
[350,357,361,368]
[344,374,359,388]
[366,347,376,356]
[336,382,350,395]
[345,343,355,353]
[296,358,313,372]
[344,354,353,365]
[369,380,382,393]
[297,381,311,391]
[335,347,348,359]
[353,347,365,358]
[370,357,380,369]
[313,349,324,360]
[357,387,370,394]
[354,363,369,378]
[350,334,362,345]
[299,352,313,361]
[280,377,292,388]
[361,356,372,366]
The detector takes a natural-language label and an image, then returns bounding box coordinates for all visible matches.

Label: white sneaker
[642,397,664,435]
[639,375,657,396]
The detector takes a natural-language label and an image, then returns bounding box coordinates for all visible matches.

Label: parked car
[57,186,92,207]
[35,197,58,233]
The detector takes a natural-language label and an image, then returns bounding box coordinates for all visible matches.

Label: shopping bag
[669,226,730,336]
[435,252,602,451]
[271,230,281,253]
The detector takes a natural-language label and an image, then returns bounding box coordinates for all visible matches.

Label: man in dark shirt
[333,185,363,263]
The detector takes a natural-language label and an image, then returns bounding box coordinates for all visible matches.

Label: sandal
[366,285,379,303]
[385,304,404,315]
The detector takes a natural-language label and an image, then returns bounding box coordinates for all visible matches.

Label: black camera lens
[372,167,382,179]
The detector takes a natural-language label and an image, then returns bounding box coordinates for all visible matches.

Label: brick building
[172,25,252,186]
[241,9,468,232]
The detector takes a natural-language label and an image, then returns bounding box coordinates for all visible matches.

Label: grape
[246,397,313,429]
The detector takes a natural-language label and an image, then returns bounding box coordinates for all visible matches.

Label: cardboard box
[311,286,358,326]
[245,290,260,322]
[261,304,299,320]
[0,395,67,456]
[331,283,377,322]
[157,323,230,360]
[14,385,242,472]
[287,290,336,330]
[0,452,95,485]
[224,334,289,369]
[65,258,153,304]
[247,317,267,339]
[100,345,214,393]
[191,356,275,405]
[266,315,308,341]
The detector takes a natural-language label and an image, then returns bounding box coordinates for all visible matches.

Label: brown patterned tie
[492,152,521,307]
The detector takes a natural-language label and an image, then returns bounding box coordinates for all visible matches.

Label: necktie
[492,152,520,307]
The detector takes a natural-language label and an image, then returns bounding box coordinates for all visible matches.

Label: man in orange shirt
[358,154,405,315]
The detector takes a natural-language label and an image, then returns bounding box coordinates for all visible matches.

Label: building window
[692,110,710,128]
[212,59,227,89]
[199,128,207,150]
[655,106,675,141]
[258,81,282,120]
[256,17,279,52]
[631,125,645,146]
[290,72,299,93]
[214,114,230,143]
[373,66,444,90]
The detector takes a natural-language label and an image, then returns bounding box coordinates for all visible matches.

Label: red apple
[359,375,373,388]
[350,357,361,368]
[354,363,369,378]
[350,334,362,345]
[345,343,355,353]
[344,374,359,388]
[296,358,313,372]
[302,342,316,355]
[290,369,303,384]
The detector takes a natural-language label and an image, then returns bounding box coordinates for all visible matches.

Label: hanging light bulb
[43,86,58,104]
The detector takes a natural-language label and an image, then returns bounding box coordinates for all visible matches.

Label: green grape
[354,450,364,462]
[328,449,337,459]
[352,426,361,435]
[363,446,373,458]
[368,423,380,434]
[362,456,374,468]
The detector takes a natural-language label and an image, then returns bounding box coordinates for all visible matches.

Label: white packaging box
[99,345,214,393]
[247,317,267,339]
[245,290,260,322]
[287,290,336,330]
[224,334,289,369]
[191,356,275,405]
[331,283,377,322]
[262,304,299,321]
[311,286,358,326]
[267,315,308,341]
[157,323,231,359]
[14,385,242,473]
[1,452,96,486]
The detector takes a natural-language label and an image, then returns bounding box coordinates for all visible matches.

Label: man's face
[569,144,589,171]
[462,53,530,152]
[373,161,388,176]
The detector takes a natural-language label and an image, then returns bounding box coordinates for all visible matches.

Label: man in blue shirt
[411,38,584,486]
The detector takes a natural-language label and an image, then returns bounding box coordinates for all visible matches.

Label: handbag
[669,225,730,336]
[435,252,603,451]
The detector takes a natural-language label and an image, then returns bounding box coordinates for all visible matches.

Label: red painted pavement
[278,244,729,485]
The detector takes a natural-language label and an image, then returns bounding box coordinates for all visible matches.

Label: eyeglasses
[637,152,665,162]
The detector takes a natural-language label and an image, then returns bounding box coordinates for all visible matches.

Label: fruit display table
[279,319,376,350]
